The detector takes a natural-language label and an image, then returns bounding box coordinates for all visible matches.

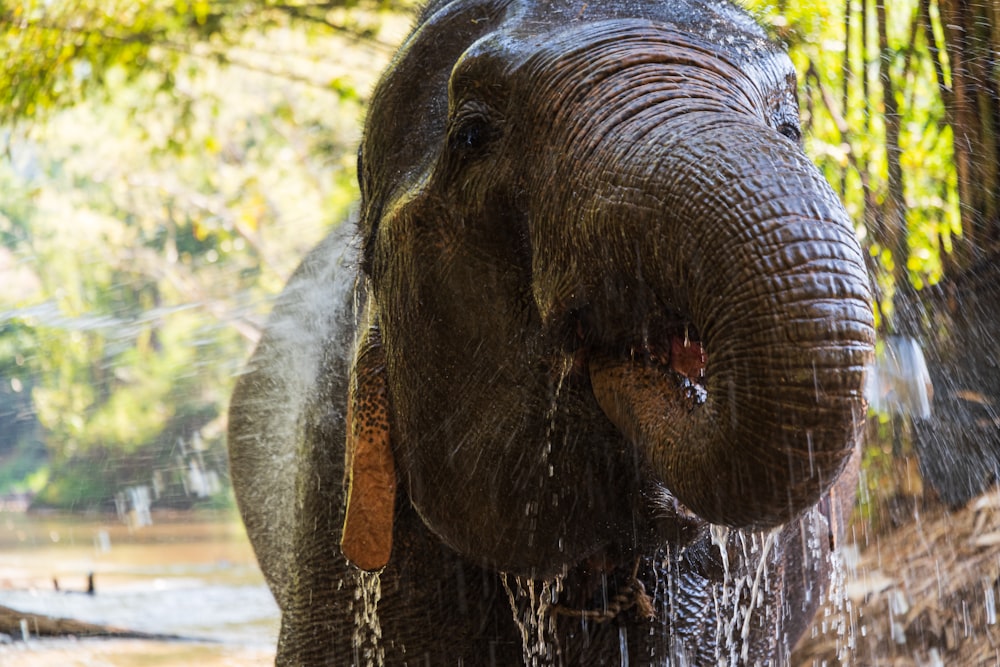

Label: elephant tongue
[669,336,706,381]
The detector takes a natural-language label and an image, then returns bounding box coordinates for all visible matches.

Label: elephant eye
[448,109,499,158]
[777,122,801,143]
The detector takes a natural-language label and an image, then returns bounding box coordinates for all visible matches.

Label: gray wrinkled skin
[229,0,874,664]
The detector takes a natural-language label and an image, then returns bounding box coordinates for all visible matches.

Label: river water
[0,510,279,666]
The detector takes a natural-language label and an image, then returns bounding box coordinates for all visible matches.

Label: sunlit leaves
[1,0,185,125]
[0,0,415,127]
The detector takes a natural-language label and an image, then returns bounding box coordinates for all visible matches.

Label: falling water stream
[739,529,777,663]
[501,573,565,667]
[351,570,385,667]
[822,545,852,661]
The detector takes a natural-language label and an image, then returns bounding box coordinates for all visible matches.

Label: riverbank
[0,510,278,666]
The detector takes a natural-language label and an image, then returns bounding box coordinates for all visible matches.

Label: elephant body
[229,0,874,664]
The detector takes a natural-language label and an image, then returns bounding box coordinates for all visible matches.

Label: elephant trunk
[537,118,874,529]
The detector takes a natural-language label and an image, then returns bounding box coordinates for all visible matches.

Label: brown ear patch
[341,322,397,571]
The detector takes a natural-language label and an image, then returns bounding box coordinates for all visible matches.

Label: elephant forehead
[452,5,780,77]
[424,0,767,40]
[446,20,795,158]
[508,23,781,110]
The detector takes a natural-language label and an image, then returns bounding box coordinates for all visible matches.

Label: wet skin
[228,0,875,664]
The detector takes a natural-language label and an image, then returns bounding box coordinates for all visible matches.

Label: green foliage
[0,0,414,127]
[0,2,402,508]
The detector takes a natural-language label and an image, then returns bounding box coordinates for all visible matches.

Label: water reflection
[0,511,278,665]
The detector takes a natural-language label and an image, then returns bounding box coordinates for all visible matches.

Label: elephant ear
[341,305,397,572]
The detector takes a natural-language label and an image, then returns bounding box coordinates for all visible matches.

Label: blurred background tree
[1,0,997,514]
[0,0,411,509]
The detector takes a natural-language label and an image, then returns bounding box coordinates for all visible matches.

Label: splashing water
[502,573,565,666]
[707,524,793,666]
[710,523,733,663]
[823,543,854,660]
[740,528,778,663]
[352,569,385,667]
[792,503,856,663]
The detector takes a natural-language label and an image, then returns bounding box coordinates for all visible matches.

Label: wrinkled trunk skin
[608,130,869,528]
[532,107,872,531]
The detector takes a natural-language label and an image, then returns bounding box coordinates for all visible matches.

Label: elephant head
[339,0,875,578]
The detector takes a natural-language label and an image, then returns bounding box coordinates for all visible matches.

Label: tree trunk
[938,0,1000,270]
[912,0,1000,506]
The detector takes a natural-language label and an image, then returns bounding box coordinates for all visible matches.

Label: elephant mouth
[564,315,709,417]
[569,317,708,386]
[652,333,707,384]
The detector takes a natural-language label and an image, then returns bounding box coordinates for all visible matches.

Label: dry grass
[794,488,1000,666]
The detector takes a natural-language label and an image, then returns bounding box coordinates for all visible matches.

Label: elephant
[228,0,875,664]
